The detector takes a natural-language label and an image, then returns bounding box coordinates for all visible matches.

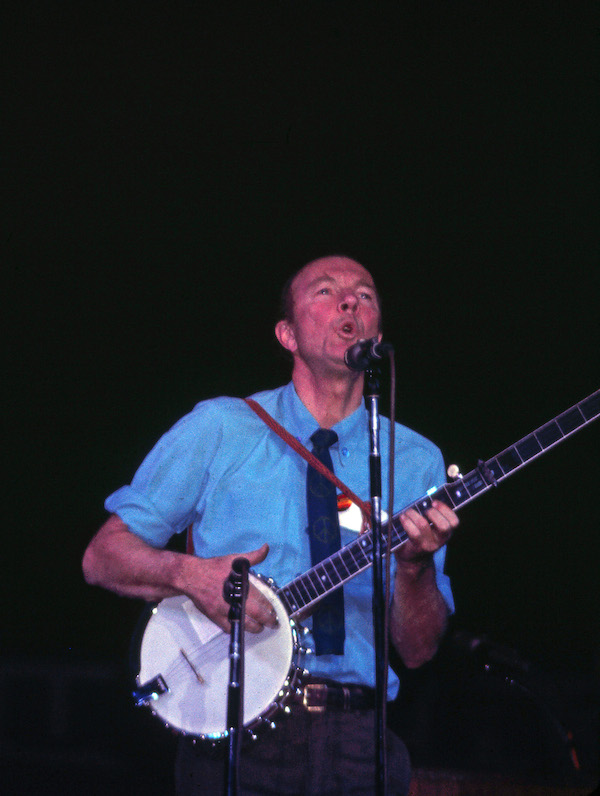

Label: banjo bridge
[180,648,205,684]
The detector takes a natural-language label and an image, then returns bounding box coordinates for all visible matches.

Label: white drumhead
[138,574,295,738]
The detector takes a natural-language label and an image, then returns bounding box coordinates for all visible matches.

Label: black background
[4,1,599,694]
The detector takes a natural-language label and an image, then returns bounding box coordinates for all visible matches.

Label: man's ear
[275,319,297,353]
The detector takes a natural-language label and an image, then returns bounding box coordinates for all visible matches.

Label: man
[83,255,458,794]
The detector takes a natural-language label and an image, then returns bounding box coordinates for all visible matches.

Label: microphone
[223,557,250,604]
[344,337,394,371]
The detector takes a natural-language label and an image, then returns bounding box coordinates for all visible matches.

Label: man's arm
[389,499,457,668]
[82,514,277,634]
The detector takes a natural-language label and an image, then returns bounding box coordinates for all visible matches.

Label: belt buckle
[302,682,328,713]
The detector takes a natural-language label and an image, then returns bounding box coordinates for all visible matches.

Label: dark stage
[3,3,599,793]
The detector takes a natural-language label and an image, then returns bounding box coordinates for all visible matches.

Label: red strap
[186,528,194,555]
[244,397,371,520]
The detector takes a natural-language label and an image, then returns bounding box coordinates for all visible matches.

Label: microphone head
[344,338,393,371]
[231,557,250,574]
[344,339,372,371]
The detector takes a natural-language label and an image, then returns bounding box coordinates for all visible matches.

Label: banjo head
[136,573,304,739]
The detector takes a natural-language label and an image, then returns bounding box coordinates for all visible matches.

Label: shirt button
[341,447,349,457]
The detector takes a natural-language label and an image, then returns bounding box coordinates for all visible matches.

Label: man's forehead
[293,256,376,291]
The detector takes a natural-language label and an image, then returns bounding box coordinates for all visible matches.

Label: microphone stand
[364,366,387,796]
[223,557,250,796]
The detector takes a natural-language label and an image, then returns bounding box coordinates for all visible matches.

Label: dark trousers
[175,708,411,795]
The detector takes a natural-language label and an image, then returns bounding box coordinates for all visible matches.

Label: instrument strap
[244,397,371,526]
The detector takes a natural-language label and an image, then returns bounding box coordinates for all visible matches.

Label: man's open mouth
[340,321,355,334]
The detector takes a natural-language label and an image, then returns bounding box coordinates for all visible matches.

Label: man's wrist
[169,550,198,595]
[394,552,435,580]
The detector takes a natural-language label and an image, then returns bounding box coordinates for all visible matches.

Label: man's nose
[338,292,358,312]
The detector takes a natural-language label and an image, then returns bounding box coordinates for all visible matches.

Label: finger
[399,509,447,555]
[218,588,276,634]
[245,615,269,634]
[424,507,452,534]
[243,612,277,633]
[398,511,432,556]
[400,508,430,537]
[243,580,278,629]
[425,505,458,541]
[430,500,459,528]
[243,542,270,566]
[244,604,278,633]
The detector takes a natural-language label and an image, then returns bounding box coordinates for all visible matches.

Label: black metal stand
[223,557,250,796]
[364,367,387,796]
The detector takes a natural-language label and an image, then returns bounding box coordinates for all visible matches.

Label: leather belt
[294,680,376,713]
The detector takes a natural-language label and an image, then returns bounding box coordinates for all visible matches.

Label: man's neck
[291,364,365,428]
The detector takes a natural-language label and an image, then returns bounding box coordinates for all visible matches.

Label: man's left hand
[395,499,458,564]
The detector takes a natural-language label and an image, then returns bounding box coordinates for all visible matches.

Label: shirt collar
[280,381,367,449]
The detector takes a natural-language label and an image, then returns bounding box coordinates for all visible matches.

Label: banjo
[132,389,600,740]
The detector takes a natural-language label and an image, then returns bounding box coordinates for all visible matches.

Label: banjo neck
[277,389,600,620]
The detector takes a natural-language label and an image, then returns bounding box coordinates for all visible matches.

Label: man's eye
[317,287,330,295]
[360,292,373,300]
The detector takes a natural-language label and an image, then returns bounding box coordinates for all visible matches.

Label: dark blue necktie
[307,428,345,655]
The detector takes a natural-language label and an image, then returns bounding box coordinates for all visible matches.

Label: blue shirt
[106,382,453,699]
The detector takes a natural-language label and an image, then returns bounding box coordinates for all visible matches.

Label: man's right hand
[178,543,278,634]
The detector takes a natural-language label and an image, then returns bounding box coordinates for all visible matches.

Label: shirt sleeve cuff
[105,486,179,549]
